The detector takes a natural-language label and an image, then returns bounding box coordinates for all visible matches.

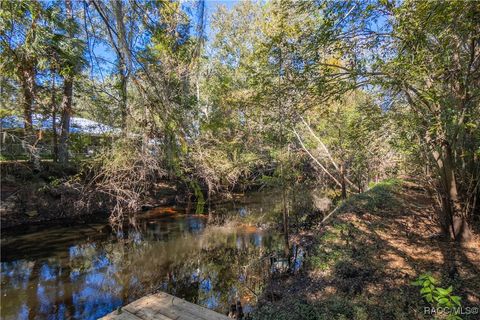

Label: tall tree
[58,0,85,165]
[295,0,479,239]
[90,0,136,132]
[0,0,43,168]
[378,0,480,239]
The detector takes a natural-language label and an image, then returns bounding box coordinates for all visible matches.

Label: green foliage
[307,222,352,271]
[48,176,62,188]
[190,180,205,214]
[367,178,402,190]
[340,178,401,214]
[300,91,396,191]
[412,274,463,320]
[309,247,344,272]
[377,0,480,220]
[1,0,478,258]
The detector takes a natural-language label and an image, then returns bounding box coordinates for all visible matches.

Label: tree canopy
[0,0,478,239]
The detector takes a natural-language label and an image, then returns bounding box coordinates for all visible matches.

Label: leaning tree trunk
[340,162,347,199]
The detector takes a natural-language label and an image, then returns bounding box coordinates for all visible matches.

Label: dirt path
[252,180,480,320]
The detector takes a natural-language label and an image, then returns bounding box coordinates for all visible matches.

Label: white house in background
[0,114,119,135]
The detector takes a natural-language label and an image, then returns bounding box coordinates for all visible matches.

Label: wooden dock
[100,291,230,320]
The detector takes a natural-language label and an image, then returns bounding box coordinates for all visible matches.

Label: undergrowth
[338,178,402,214]
[252,178,476,320]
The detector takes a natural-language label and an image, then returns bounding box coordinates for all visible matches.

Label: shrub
[412,274,462,320]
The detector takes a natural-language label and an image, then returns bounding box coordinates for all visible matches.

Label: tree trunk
[439,143,472,241]
[58,0,74,165]
[21,69,34,135]
[431,138,472,241]
[59,77,73,165]
[119,66,128,130]
[20,65,40,170]
[112,0,129,131]
[51,72,58,162]
[282,186,290,255]
[340,162,347,199]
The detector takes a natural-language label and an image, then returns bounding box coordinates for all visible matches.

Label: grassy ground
[251,179,480,320]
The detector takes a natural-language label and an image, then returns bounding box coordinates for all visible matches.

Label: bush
[339,178,402,214]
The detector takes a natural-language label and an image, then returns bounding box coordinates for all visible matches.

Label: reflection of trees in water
[1,223,285,319]
[119,226,283,312]
[0,260,35,319]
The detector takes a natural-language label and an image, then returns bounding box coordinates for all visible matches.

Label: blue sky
[205,0,238,34]
[89,0,239,78]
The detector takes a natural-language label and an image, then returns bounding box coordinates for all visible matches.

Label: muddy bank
[0,162,179,229]
[0,185,178,230]
[0,160,296,230]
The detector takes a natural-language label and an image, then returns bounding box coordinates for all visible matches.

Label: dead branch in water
[80,139,166,228]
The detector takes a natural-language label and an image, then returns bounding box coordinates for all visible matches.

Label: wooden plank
[124,295,195,320]
[100,309,144,320]
[152,292,229,320]
[99,292,230,320]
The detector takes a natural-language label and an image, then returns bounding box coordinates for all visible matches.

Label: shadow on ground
[251,180,480,320]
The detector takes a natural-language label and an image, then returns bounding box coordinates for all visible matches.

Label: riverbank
[3,166,479,320]
[251,180,480,320]
[0,162,179,229]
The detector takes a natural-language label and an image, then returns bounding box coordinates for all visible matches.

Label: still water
[1,193,301,319]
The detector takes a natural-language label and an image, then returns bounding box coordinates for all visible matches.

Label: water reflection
[1,208,294,319]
